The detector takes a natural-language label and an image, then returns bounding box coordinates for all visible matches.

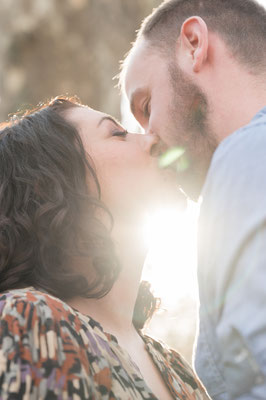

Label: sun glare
[257,0,266,8]
[121,96,200,308]
[142,200,200,308]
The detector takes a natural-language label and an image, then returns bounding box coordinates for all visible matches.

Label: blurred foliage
[0,0,160,120]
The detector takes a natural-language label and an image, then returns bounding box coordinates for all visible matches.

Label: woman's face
[66,106,180,217]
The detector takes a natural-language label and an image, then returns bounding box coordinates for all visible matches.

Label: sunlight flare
[143,201,200,307]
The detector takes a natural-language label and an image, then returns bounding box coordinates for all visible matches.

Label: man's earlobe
[179,16,209,73]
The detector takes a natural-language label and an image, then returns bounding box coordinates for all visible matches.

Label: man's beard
[167,63,218,200]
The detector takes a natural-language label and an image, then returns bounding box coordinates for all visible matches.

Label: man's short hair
[137,0,266,71]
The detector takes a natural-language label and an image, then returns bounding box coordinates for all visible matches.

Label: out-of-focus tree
[0,0,160,120]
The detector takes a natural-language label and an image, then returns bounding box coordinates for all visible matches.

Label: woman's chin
[104,171,185,221]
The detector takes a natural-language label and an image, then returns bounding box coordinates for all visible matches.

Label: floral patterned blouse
[0,287,210,399]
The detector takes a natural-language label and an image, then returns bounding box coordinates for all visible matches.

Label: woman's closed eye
[112,130,128,138]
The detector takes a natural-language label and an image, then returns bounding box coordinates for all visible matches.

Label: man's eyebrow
[97,116,120,127]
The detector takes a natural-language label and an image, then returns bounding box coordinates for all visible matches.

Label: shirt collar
[251,106,266,123]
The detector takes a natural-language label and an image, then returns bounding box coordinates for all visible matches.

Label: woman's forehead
[66,106,106,129]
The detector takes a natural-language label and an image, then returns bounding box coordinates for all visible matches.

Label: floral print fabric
[0,287,209,399]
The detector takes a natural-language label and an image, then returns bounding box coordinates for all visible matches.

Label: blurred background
[1,0,265,364]
[0,0,162,121]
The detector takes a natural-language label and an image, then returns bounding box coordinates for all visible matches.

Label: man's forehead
[124,39,159,96]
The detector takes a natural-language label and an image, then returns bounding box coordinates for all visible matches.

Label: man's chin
[146,178,186,212]
[177,169,207,202]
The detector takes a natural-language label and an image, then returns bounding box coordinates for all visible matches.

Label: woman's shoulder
[0,286,81,332]
[0,290,104,398]
[0,286,107,344]
[1,286,70,313]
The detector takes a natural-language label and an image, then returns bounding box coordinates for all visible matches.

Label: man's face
[124,39,218,199]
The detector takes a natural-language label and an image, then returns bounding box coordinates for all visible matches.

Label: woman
[0,96,210,399]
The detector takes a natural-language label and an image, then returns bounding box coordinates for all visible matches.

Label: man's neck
[203,38,266,143]
[213,83,266,143]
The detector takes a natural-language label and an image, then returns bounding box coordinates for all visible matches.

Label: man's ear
[177,16,209,73]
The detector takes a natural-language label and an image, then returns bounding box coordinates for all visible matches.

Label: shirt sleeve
[196,115,266,399]
[216,223,266,399]
[0,295,94,399]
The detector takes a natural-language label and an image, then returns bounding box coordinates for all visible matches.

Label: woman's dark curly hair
[0,96,159,329]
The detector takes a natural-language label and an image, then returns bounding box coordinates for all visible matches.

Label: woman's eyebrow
[97,116,120,127]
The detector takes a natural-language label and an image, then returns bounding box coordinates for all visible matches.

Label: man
[120,0,266,399]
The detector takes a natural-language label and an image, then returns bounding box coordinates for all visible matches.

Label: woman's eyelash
[112,130,128,137]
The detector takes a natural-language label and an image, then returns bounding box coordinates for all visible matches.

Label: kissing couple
[0,0,266,399]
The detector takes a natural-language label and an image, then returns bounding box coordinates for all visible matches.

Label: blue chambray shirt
[195,107,266,400]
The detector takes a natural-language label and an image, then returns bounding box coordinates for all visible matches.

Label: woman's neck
[67,215,148,338]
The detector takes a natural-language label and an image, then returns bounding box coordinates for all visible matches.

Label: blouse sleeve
[0,294,95,399]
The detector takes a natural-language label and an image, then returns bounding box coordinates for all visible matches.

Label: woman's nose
[141,133,161,155]
[142,133,159,154]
